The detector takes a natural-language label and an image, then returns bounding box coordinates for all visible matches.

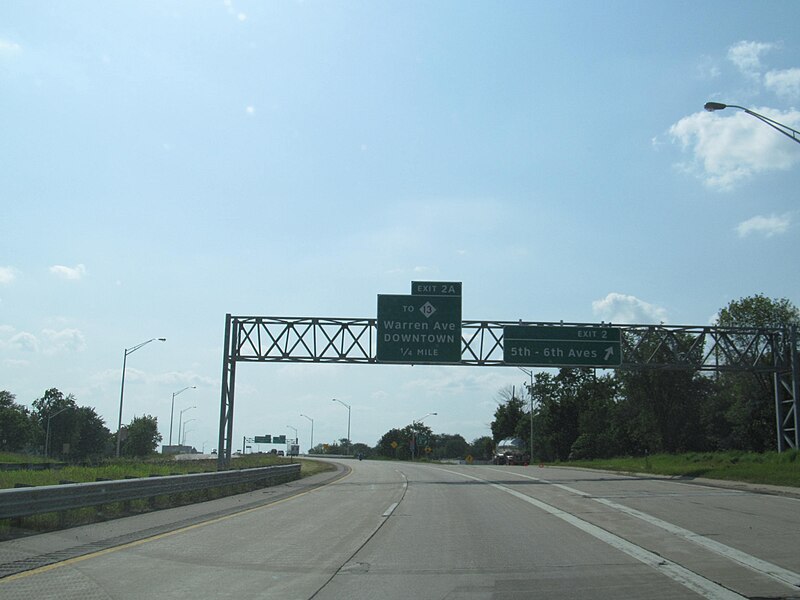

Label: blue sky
[2,1,799,453]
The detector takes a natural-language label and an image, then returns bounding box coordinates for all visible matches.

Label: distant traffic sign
[254,435,271,444]
[503,325,622,367]
[377,291,462,363]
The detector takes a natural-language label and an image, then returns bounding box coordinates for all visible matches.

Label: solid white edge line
[492,468,800,590]
[439,468,747,600]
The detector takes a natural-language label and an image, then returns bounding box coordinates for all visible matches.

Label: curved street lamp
[169,386,196,446]
[332,398,351,455]
[181,418,196,446]
[45,406,70,459]
[518,367,535,462]
[116,337,166,457]
[704,102,800,145]
[300,413,314,453]
[178,405,196,446]
[412,412,437,460]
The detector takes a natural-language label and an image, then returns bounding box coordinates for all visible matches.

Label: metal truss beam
[218,316,798,466]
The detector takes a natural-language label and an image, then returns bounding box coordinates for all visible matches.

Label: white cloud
[49,263,87,280]
[765,68,800,99]
[0,267,16,284]
[245,105,255,116]
[736,213,791,238]
[0,38,21,56]
[727,40,775,77]
[0,326,86,355]
[669,108,800,190]
[42,328,87,354]
[9,331,39,353]
[592,293,668,325]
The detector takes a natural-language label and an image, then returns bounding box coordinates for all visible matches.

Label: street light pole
[332,398,351,455]
[412,412,437,460]
[181,418,196,446]
[45,406,70,459]
[177,406,196,447]
[704,102,800,145]
[169,386,195,446]
[116,338,166,457]
[300,413,314,453]
[519,367,535,463]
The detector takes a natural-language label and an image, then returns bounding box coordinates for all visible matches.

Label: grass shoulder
[558,450,799,488]
[0,453,333,489]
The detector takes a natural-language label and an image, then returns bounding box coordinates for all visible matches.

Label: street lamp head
[704,102,728,112]
[158,338,167,342]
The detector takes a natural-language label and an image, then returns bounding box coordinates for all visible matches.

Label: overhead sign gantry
[217,282,798,467]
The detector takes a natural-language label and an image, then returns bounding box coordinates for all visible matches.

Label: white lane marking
[491,468,800,590]
[382,502,399,518]
[439,468,747,600]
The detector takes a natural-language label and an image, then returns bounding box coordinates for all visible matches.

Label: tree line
[310,427,495,462]
[492,294,799,460]
[0,388,162,460]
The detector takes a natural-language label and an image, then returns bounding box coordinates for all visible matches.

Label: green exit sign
[254,435,271,444]
[377,293,462,363]
[503,325,622,367]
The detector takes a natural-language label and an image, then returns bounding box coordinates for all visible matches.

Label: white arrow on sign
[604,347,615,361]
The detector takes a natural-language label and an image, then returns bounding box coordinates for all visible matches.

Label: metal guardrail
[0,463,301,520]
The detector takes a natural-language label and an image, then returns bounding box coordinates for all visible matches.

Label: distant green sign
[254,435,271,444]
[503,325,622,367]
[377,293,462,363]
[272,435,286,444]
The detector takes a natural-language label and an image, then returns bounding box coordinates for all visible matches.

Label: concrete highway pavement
[1,459,798,599]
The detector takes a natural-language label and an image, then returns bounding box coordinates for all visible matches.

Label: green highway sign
[272,435,286,444]
[377,292,462,363]
[503,325,622,367]
[411,281,462,296]
[254,435,271,444]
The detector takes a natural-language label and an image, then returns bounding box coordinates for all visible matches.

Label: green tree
[122,415,162,457]
[530,370,585,461]
[716,294,800,330]
[350,442,373,458]
[617,331,709,454]
[72,406,112,460]
[375,428,409,459]
[31,388,77,457]
[431,433,469,460]
[712,294,800,452]
[569,372,622,460]
[491,386,526,442]
[30,388,112,460]
[468,436,494,461]
[0,391,36,452]
[375,423,433,460]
